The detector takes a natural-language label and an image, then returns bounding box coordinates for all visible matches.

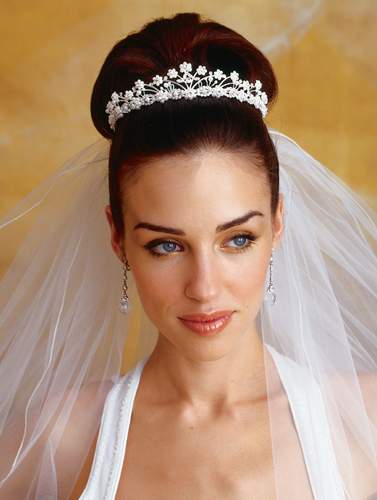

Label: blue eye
[144,239,182,257]
[225,233,257,253]
[230,235,250,247]
[156,241,179,254]
[144,233,256,258]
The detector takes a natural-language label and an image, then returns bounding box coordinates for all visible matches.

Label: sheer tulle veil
[0,127,376,498]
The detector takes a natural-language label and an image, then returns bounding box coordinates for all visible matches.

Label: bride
[1,11,376,500]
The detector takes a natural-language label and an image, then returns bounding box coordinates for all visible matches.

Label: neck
[140,324,269,416]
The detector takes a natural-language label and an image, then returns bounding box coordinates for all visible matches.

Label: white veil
[0,128,376,499]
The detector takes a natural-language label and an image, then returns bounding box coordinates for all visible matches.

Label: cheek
[131,265,180,321]
[230,251,270,305]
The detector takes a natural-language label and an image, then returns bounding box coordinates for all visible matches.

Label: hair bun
[91,12,278,138]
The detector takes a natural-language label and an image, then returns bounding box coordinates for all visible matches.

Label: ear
[272,193,284,250]
[104,205,125,263]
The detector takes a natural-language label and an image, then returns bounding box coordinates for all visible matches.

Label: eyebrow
[133,209,264,235]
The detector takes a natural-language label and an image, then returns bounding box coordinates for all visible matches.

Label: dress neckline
[79,343,345,500]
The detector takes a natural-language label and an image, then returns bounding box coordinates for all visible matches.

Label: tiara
[105,61,269,130]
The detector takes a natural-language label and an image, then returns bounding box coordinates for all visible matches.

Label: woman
[0,11,376,500]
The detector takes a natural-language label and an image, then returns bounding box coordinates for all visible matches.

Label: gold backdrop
[1,1,376,371]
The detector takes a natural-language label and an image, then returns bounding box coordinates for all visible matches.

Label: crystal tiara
[105,61,269,130]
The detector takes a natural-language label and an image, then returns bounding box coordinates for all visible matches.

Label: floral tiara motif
[105,61,269,130]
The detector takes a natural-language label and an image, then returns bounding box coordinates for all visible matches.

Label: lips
[178,310,234,337]
[178,310,234,322]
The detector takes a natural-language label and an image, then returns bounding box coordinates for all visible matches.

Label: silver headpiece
[105,61,269,130]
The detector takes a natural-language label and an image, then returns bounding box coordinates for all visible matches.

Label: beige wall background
[0,1,376,376]
[1,0,376,269]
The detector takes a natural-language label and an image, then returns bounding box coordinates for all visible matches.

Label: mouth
[178,311,234,337]
[178,310,234,321]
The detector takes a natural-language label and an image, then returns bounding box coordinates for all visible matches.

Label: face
[105,149,284,362]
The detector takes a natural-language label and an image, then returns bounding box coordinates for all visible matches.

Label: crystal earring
[119,257,131,314]
[265,248,277,306]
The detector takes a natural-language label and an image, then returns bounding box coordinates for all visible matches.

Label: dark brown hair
[91,12,279,239]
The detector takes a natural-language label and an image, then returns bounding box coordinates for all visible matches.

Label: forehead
[124,149,270,220]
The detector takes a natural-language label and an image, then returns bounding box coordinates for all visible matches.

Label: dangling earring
[265,248,277,306]
[119,256,131,314]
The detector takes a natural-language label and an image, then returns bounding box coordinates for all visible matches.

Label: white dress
[78,344,345,500]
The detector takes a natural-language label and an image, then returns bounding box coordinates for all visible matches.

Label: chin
[178,341,236,363]
[172,324,246,363]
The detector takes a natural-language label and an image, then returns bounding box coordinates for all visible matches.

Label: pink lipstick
[178,311,234,337]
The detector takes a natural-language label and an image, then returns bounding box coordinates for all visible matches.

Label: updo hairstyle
[91,12,279,239]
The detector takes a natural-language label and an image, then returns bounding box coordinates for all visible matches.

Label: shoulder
[57,378,116,447]
[49,379,117,499]
[0,379,116,498]
[357,371,377,424]
[328,369,377,424]
[347,371,377,497]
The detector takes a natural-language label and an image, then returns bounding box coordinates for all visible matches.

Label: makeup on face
[178,311,234,337]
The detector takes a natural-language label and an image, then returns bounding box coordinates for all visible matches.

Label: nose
[184,252,222,303]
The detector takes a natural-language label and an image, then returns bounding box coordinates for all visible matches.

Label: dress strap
[266,345,346,499]
[79,356,149,500]
[82,347,346,499]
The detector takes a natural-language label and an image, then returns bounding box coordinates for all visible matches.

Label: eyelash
[143,233,257,258]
